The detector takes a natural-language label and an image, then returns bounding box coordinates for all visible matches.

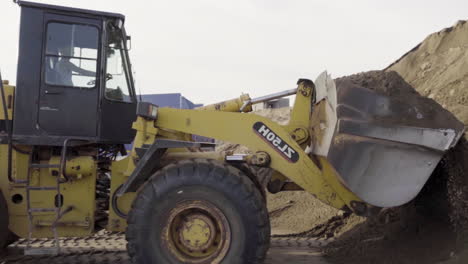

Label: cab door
[38,13,101,137]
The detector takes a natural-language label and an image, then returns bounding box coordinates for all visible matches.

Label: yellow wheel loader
[0,1,465,263]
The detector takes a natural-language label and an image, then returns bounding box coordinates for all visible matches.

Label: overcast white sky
[0,0,467,104]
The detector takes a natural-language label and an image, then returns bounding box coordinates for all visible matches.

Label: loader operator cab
[13,1,137,146]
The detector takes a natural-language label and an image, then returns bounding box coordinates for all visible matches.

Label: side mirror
[115,18,124,29]
[126,36,132,51]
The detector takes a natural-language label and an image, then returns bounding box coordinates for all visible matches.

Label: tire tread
[126,159,270,264]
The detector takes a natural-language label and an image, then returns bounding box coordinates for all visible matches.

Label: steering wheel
[86,73,113,86]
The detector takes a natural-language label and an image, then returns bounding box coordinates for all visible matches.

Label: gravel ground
[0,233,331,264]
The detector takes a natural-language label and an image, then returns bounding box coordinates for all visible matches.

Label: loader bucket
[313,71,465,208]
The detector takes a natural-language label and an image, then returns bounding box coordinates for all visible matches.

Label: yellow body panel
[124,116,159,177]
[49,156,96,179]
[154,107,360,210]
[0,146,97,238]
[0,81,14,121]
[108,157,135,232]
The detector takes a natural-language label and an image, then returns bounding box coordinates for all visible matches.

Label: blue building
[140,93,202,109]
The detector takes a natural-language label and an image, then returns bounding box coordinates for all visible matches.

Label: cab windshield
[104,22,134,102]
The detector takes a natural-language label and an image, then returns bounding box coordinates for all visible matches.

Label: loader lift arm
[120,78,365,214]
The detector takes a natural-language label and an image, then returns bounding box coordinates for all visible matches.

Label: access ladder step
[24,247,60,256]
[28,208,59,213]
[29,164,60,169]
[27,186,58,191]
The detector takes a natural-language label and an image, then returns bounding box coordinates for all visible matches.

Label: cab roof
[17,1,125,21]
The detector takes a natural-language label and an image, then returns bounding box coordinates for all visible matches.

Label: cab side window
[104,23,133,102]
[44,22,99,88]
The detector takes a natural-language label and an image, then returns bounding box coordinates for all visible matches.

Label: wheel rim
[163,200,231,263]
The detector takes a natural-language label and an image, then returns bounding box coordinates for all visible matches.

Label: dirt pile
[324,20,468,264]
[324,205,457,264]
[387,20,468,126]
[387,19,468,236]
[323,70,462,264]
[267,191,340,236]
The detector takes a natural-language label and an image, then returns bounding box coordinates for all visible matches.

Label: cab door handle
[44,90,62,95]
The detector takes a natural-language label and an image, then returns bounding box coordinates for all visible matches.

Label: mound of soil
[387,18,468,247]
[267,191,340,236]
[325,19,468,264]
[322,156,464,264]
[386,20,468,234]
[387,20,468,126]
[324,205,457,264]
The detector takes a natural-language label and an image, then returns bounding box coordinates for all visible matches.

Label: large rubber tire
[126,159,270,264]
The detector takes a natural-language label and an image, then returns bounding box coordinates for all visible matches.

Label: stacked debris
[387,20,468,126]
[387,20,468,233]
[324,70,462,263]
[325,19,468,264]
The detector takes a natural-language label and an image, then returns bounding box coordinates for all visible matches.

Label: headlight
[136,102,158,120]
